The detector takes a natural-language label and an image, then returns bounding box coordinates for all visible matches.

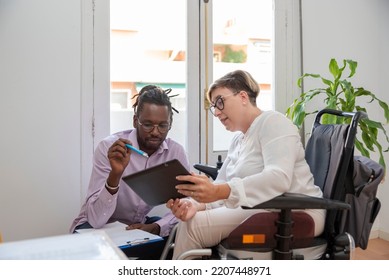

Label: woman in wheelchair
[167,70,326,260]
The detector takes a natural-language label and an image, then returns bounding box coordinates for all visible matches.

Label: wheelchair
[161,109,383,260]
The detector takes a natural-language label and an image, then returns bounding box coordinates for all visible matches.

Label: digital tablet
[122,159,192,206]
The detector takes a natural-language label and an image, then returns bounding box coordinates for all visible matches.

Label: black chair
[162,109,383,260]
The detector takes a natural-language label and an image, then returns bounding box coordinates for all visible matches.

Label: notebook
[122,159,192,205]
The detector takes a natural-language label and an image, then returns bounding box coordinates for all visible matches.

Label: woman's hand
[166,198,197,221]
[175,173,231,203]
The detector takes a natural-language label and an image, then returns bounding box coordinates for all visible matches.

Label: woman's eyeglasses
[138,120,171,133]
[209,93,236,116]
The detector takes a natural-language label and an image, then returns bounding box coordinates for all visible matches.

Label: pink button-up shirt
[70,129,190,237]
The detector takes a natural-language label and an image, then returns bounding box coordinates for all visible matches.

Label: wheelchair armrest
[193,164,219,180]
[242,193,350,211]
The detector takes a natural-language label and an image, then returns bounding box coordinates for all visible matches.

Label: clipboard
[122,159,192,205]
[75,222,163,248]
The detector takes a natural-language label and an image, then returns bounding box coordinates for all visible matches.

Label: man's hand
[107,138,132,175]
[106,138,132,189]
[126,223,161,235]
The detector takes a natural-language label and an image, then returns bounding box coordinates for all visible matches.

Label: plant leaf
[329,58,340,80]
[321,77,333,88]
[378,99,389,123]
[355,138,370,157]
[297,73,321,88]
[345,59,357,78]
[361,129,375,151]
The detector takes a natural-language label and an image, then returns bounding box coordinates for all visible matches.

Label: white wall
[300,0,389,238]
[0,0,79,241]
[0,0,110,242]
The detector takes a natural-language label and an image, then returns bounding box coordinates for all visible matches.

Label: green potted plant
[286,58,389,169]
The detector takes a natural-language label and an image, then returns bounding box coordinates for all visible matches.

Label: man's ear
[169,114,173,127]
[133,115,138,128]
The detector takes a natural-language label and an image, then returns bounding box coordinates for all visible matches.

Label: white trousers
[172,207,326,260]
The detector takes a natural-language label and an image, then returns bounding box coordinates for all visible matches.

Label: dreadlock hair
[132,85,178,124]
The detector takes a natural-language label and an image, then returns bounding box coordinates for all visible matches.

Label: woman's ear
[239,91,249,105]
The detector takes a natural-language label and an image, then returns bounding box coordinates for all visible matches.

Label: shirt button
[108,199,112,203]
[103,213,106,216]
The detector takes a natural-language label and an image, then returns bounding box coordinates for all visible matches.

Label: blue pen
[125,144,149,158]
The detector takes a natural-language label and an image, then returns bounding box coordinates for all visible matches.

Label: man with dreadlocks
[70,85,189,257]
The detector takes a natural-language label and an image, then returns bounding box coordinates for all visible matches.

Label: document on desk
[75,221,163,248]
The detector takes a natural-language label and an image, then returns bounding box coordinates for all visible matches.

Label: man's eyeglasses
[137,120,171,133]
[209,93,236,116]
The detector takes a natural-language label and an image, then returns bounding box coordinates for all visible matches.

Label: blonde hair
[207,70,260,105]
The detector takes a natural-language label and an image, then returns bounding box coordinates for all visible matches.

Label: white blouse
[212,110,323,209]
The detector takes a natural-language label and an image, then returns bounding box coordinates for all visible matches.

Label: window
[107,0,301,165]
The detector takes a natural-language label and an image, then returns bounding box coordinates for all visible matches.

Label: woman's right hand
[166,198,197,221]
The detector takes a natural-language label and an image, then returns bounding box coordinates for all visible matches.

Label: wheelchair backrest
[305,124,350,199]
[304,109,366,201]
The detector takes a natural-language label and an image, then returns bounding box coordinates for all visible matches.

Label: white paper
[75,221,163,247]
